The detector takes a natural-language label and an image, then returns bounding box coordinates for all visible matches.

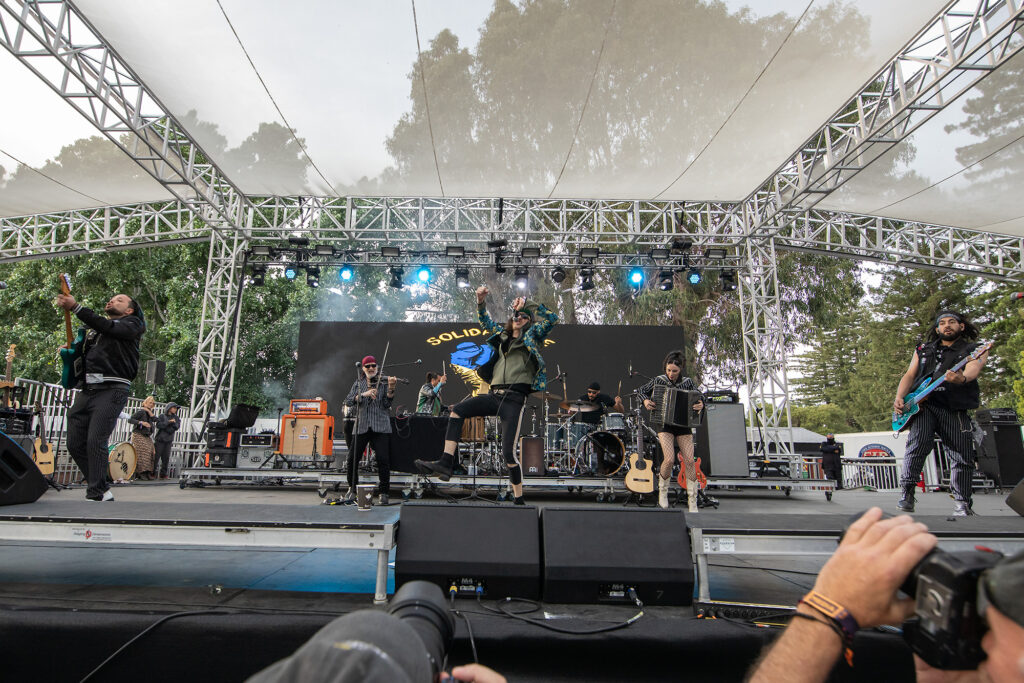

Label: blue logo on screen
[451,342,493,370]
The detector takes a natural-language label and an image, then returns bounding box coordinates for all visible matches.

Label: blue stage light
[416,266,432,283]
[687,268,702,285]
[284,266,297,280]
[629,268,645,287]
[339,265,354,282]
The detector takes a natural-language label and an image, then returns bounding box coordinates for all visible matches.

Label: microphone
[1011,293,1024,300]
[354,361,363,367]
[416,359,422,364]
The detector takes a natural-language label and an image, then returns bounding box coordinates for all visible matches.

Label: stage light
[687,267,702,285]
[720,269,737,292]
[249,264,266,287]
[250,245,273,257]
[520,247,541,259]
[315,245,335,257]
[455,267,471,288]
[628,268,645,287]
[288,236,310,247]
[389,266,404,289]
[579,267,595,292]
[704,247,727,259]
[284,265,298,280]
[551,266,567,284]
[446,245,465,257]
[339,265,354,282]
[514,266,529,289]
[487,239,508,250]
[381,246,401,258]
[306,265,321,288]
[648,248,669,260]
[578,247,600,259]
[670,237,693,253]
[416,265,432,284]
[657,269,674,291]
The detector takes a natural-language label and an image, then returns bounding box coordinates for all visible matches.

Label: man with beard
[893,311,988,516]
[56,292,145,502]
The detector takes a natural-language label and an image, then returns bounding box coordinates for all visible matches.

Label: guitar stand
[697,489,719,509]
[44,476,66,492]
[621,492,654,508]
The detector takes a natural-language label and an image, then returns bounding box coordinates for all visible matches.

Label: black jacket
[75,306,144,385]
[130,409,155,437]
[155,406,180,444]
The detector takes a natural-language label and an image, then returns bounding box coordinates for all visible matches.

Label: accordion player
[649,385,704,430]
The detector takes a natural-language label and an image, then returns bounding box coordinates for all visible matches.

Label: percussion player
[638,351,704,511]
[575,382,624,428]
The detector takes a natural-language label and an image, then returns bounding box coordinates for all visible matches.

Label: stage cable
[79,609,229,682]
[474,593,644,635]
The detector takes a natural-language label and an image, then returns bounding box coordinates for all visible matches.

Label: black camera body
[901,549,1002,670]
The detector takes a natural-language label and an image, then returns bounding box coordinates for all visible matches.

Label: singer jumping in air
[416,286,557,505]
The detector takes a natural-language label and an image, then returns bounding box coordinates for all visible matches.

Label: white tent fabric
[2,0,1020,239]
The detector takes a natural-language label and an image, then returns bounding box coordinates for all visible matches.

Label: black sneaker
[513,496,525,506]
[896,491,915,513]
[378,493,389,505]
[415,458,453,482]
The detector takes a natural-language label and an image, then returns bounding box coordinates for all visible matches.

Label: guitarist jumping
[893,311,989,517]
[55,288,146,502]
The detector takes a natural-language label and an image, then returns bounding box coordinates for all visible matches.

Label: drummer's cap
[588,382,600,391]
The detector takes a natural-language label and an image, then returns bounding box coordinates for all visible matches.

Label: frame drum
[108,441,137,480]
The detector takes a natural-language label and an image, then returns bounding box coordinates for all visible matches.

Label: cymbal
[532,391,563,401]
[549,412,574,419]
[559,400,600,413]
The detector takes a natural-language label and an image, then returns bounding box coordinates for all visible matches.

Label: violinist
[344,355,396,505]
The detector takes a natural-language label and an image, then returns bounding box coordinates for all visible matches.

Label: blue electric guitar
[58,273,86,389]
[892,341,992,432]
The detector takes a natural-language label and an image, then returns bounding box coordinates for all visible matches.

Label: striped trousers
[900,403,976,504]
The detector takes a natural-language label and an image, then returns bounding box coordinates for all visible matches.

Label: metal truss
[738,236,794,459]
[745,0,1024,233]
[0,0,254,232]
[189,229,247,422]
[0,201,209,261]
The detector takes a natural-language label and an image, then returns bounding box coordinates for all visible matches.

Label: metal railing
[841,456,901,492]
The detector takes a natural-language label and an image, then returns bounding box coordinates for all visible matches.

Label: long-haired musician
[638,350,704,511]
[416,285,557,505]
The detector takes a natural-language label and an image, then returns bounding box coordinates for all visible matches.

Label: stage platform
[0,485,1019,681]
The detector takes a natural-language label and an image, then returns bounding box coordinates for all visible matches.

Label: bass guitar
[32,400,54,476]
[677,455,708,491]
[58,273,86,389]
[892,341,993,432]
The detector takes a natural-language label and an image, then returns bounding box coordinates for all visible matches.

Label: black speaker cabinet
[695,402,749,477]
[1007,479,1024,517]
[205,448,237,468]
[0,432,47,506]
[978,422,1024,489]
[144,359,166,385]
[541,507,693,605]
[396,503,540,599]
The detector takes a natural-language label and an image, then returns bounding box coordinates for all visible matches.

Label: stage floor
[0,483,1019,681]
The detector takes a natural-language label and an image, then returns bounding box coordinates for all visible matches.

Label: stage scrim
[295,322,684,423]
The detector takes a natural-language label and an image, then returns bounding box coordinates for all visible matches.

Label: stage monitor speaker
[396,503,540,599]
[541,507,693,605]
[0,432,47,506]
[696,402,749,477]
[978,422,1024,489]
[144,359,166,385]
[1008,479,1024,517]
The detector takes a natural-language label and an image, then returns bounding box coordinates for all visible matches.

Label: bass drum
[579,430,625,477]
[108,441,137,481]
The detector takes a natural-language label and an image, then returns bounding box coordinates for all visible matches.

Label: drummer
[575,382,624,428]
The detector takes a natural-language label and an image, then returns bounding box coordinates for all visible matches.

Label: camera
[900,547,1002,669]
[386,580,457,678]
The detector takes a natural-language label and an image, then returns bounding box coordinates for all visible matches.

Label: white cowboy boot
[658,476,670,509]
[686,479,698,512]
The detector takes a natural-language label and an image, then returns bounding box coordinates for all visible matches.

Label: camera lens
[388,581,455,676]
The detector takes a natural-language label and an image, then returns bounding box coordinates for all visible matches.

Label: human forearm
[748,607,843,683]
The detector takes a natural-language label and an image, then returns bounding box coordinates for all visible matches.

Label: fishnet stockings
[658,432,694,481]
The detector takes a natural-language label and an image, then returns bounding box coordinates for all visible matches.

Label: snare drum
[461,416,486,443]
[601,412,627,433]
[108,442,137,480]
[579,430,625,476]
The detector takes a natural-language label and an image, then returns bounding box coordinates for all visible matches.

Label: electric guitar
[58,274,86,389]
[678,456,708,491]
[32,400,55,476]
[0,344,17,408]
[624,414,655,494]
[892,341,992,432]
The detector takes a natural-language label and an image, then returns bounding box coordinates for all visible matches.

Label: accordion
[650,386,703,430]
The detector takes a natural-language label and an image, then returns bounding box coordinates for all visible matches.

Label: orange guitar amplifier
[278,399,334,457]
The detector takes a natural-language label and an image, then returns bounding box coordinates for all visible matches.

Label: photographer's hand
[446,663,507,683]
[914,655,984,683]
[813,506,936,628]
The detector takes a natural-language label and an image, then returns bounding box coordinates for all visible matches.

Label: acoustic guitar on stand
[0,344,16,408]
[32,400,55,476]
[624,407,655,494]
